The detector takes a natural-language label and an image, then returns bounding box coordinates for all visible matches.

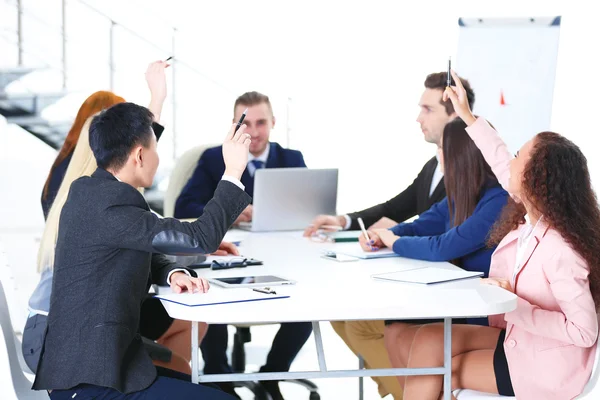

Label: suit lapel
[512,222,550,287]
[429,179,445,204]
[265,143,277,168]
[494,229,520,253]
[423,157,437,193]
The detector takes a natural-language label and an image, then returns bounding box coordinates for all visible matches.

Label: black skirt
[493,330,515,397]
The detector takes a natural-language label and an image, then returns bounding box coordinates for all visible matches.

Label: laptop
[238,168,338,232]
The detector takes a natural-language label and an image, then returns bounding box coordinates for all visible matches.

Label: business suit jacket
[174,142,306,218]
[467,118,598,400]
[33,168,251,394]
[347,156,446,229]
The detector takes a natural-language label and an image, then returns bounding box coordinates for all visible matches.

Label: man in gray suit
[33,102,253,399]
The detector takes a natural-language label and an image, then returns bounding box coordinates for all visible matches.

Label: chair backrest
[578,332,600,399]
[0,281,47,399]
[162,144,217,217]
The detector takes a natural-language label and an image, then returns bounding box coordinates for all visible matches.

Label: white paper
[372,267,483,285]
[156,289,289,307]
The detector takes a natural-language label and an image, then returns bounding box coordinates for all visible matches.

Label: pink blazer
[466,118,598,400]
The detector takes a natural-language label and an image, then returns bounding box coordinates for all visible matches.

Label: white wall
[3,0,599,216]
[0,118,55,233]
[92,0,599,213]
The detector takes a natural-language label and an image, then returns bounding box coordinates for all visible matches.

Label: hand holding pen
[357,217,383,251]
[443,69,477,126]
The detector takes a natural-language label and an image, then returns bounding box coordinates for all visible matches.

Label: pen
[234,108,248,133]
[253,287,277,295]
[165,56,173,62]
[357,217,371,242]
[447,57,451,87]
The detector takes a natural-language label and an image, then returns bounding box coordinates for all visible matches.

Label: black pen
[165,56,173,62]
[253,287,277,295]
[447,57,452,87]
[234,108,248,133]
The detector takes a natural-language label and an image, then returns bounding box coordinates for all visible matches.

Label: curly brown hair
[488,132,600,309]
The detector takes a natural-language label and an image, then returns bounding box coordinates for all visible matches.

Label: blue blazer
[175,142,306,218]
[389,184,508,278]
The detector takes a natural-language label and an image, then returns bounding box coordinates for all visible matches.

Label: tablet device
[208,275,295,288]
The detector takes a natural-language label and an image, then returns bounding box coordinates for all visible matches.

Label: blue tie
[250,160,265,176]
[251,160,265,170]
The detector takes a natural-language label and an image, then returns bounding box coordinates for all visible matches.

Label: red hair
[42,91,125,199]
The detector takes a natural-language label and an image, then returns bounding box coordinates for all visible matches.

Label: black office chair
[232,326,321,400]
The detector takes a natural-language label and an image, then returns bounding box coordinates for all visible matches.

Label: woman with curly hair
[394,70,600,400]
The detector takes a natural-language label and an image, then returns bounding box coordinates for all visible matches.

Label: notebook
[156,289,289,307]
[372,267,484,285]
[331,247,399,259]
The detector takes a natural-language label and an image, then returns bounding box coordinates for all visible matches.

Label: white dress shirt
[429,154,444,196]
[513,214,542,283]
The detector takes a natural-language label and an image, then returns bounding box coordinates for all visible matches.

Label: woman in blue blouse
[333,118,508,400]
[362,119,508,276]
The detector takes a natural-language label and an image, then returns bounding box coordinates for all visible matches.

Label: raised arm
[444,70,513,194]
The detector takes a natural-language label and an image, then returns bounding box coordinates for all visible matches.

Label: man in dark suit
[33,102,253,399]
[174,91,306,224]
[175,91,311,399]
[305,72,475,235]
[304,72,476,400]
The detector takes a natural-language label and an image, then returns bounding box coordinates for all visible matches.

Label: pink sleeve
[504,249,598,347]
[464,117,513,194]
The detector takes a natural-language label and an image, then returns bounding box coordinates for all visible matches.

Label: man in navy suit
[175,91,306,225]
[175,91,311,399]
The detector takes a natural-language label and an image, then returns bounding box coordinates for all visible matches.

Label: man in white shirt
[304,72,475,236]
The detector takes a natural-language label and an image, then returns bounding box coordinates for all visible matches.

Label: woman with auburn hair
[396,70,599,400]
[41,91,125,218]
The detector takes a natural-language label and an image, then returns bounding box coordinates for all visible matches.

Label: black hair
[89,102,155,171]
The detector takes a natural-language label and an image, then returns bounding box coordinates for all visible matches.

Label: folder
[156,289,289,307]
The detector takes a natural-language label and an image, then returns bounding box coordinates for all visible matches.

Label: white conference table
[158,230,516,400]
